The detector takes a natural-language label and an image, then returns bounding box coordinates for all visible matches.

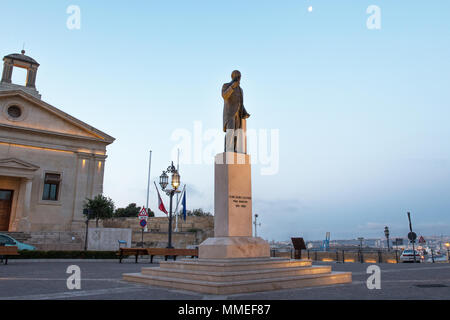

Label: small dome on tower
[1,50,41,99]
[4,51,39,66]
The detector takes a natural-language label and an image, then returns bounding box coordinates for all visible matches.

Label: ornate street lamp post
[384,226,390,251]
[253,213,261,237]
[159,161,181,249]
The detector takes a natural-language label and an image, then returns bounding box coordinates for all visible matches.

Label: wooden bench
[117,248,149,263]
[147,248,198,263]
[117,247,199,263]
[0,246,19,265]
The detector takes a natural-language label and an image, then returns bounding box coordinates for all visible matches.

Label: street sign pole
[145,151,152,232]
[139,208,149,248]
[175,148,179,232]
[407,212,416,263]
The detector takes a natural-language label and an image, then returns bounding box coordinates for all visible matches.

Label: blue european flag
[182,189,187,221]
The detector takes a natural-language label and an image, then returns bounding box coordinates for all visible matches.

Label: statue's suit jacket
[222,82,249,132]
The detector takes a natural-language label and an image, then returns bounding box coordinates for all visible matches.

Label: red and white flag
[154,182,168,215]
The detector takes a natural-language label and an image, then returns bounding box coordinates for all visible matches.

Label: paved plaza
[0,260,449,300]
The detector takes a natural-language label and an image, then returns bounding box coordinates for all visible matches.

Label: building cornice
[0,122,110,144]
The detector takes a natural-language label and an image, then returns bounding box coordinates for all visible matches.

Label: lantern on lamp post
[159,171,168,190]
[159,161,181,249]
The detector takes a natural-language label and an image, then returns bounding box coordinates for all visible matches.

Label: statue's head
[231,70,241,82]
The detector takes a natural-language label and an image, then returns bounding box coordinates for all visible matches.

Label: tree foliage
[185,208,212,217]
[83,194,115,227]
[115,203,155,218]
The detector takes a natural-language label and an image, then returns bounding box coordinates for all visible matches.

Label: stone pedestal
[199,152,270,259]
[199,236,269,259]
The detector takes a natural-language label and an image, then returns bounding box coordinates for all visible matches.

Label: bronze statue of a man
[222,70,250,153]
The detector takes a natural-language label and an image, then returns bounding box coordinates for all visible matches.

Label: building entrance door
[0,190,13,231]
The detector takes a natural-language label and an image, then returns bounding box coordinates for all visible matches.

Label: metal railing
[270,247,449,263]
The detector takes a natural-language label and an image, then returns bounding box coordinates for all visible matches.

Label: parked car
[0,233,36,251]
[400,249,423,263]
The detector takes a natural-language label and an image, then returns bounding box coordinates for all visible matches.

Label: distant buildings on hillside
[270,235,450,253]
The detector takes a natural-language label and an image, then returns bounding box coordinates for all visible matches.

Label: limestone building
[0,51,114,232]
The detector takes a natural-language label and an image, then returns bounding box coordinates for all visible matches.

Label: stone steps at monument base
[122,271,352,295]
[141,264,332,282]
[158,258,313,272]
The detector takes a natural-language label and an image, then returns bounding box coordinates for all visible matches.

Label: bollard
[336,250,339,263]
[431,249,435,263]
[342,250,345,263]
[378,250,382,263]
[307,249,310,260]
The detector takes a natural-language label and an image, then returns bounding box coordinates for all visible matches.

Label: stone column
[17,178,32,232]
[1,60,13,84]
[26,67,38,88]
[87,154,96,198]
[71,154,90,228]
[92,156,106,196]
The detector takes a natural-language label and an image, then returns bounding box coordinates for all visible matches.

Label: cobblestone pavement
[0,260,449,300]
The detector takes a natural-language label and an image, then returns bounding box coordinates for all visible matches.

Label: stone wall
[87,228,132,251]
[101,216,214,233]
[22,216,214,251]
[26,231,84,251]
[132,231,198,249]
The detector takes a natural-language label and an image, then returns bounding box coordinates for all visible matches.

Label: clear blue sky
[2,1,450,241]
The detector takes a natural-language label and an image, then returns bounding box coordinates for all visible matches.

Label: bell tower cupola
[0,50,41,99]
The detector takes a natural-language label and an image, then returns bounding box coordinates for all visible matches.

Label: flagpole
[175,149,180,232]
[145,150,152,231]
[173,184,186,215]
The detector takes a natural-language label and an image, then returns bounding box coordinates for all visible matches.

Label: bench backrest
[119,248,147,254]
[118,247,198,256]
[0,246,19,255]
[147,248,198,256]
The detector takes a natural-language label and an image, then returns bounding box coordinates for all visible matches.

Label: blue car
[0,233,36,251]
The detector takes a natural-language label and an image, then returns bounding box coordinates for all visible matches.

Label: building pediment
[0,158,39,179]
[0,90,115,144]
[0,158,40,171]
